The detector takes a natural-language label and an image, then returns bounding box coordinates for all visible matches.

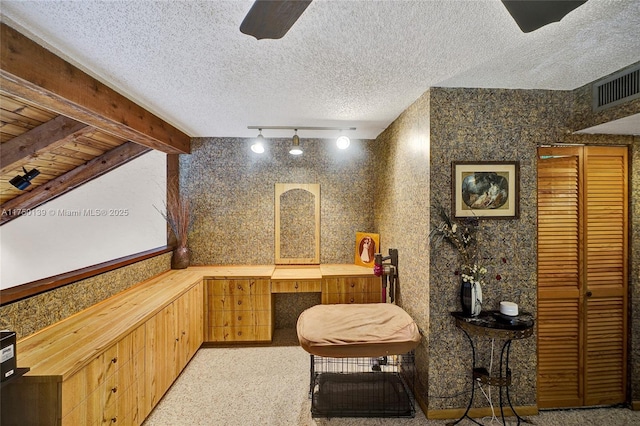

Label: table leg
[499,340,509,425]
[309,354,314,398]
[504,340,532,424]
[447,329,484,426]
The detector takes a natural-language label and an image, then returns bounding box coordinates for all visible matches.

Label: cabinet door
[175,282,204,372]
[145,302,177,411]
[583,147,627,406]
[537,146,628,408]
[187,281,204,361]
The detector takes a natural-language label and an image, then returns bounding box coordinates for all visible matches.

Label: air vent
[593,63,640,111]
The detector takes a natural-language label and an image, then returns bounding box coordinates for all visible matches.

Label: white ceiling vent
[593,63,640,111]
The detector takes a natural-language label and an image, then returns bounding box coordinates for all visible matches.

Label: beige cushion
[297,303,421,358]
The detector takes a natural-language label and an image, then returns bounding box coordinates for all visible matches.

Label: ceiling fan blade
[501,0,587,33]
[240,0,312,40]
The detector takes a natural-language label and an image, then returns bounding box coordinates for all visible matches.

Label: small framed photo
[452,161,519,219]
[355,232,379,267]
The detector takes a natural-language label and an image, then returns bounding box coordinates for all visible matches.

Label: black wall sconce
[10,167,40,190]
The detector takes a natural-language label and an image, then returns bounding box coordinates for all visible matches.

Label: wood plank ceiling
[0,23,191,225]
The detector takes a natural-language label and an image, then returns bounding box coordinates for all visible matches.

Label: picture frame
[354,232,380,267]
[452,161,519,219]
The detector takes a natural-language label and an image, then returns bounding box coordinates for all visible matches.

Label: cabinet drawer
[207,279,270,296]
[62,352,107,417]
[323,277,379,294]
[212,310,252,327]
[207,325,272,342]
[62,385,102,426]
[208,293,271,312]
[271,280,321,293]
[115,324,145,367]
[211,309,272,327]
[103,352,142,411]
[322,292,365,304]
[102,376,144,426]
[322,291,382,304]
[61,325,145,421]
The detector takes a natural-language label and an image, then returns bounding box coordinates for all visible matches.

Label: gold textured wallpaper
[375,83,639,414]
[0,253,171,339]
[180,137,377,267]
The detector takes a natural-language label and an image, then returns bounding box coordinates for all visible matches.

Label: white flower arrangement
[461,263,488,287]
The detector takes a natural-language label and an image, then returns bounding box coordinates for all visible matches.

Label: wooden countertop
[16,263,375,380]
[271,266,323,280]
[187,265,275,278]
[319,264,376,277]
[192,264,376,280]
[18,269,204,380]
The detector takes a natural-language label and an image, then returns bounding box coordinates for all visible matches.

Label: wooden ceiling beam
[0,141,150,225]
[0,23,190,155]
[0,115,93,174]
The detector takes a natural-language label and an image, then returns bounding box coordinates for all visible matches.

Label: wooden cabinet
[63,324,146,426]
[145,282,204,414]
[204,278,273,342]
[322,276,382,304]
[1,266,376,425]
[1,271,203,426]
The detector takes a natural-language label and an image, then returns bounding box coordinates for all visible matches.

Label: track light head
[289,130,303,155]
[251,129,265,153]
[336,135,350,149]
[10,167,40,190]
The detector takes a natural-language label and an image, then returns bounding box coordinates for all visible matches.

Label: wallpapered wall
[373,90,432,403]
[427,87,570,411]
[180,137,377,327]
[375,83,639,413]
[181,137,377,265]
[0,253,171,339]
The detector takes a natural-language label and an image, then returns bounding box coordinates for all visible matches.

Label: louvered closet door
[537,146,628,409]
[537,147,583,408]
[583,146,628,406]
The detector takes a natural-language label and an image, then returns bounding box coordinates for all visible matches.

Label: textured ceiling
[1,0,639,140]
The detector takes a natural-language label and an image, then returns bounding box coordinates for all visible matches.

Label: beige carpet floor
[143,329,639,426]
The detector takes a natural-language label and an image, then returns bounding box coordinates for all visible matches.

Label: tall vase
[171,246,190,269]
[460,280,482,317]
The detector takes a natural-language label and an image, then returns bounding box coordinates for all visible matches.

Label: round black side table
[448,310,535,426]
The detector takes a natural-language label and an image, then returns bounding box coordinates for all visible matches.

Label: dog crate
[309,351,416,418]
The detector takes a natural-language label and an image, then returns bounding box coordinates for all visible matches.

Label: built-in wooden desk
[1,264,379,426]
[201,264,377,343]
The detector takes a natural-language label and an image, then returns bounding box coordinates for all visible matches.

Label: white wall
[0,150,167,289]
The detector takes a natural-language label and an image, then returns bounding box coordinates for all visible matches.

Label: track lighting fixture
[10,167,40,190]
[251,129,265,153]
[336,135,350,150]
[289,130,303,155]
[247,125,356,155]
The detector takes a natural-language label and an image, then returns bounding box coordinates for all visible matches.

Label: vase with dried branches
[156,182,192,269]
